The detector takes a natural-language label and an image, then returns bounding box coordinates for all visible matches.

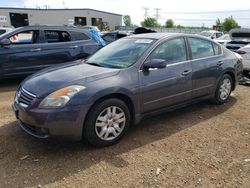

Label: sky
[1,0,250,27]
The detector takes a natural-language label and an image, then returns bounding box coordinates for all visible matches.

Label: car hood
[22,61,120,98]
[229,28,250,42]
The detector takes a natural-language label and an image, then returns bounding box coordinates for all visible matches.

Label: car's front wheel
[213,74,233,104]
[83,98,131,147]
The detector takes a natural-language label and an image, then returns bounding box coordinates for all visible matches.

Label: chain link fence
[115,26,208,34]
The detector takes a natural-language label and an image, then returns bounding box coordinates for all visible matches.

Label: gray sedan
[13,33,243,147]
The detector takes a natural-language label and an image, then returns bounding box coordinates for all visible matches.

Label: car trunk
[226,28,250,51]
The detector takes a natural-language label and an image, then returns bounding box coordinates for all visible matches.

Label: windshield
[199,31,212,37]
[218,34,230,40]
[86,38,154,69]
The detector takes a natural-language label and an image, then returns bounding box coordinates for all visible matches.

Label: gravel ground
[0,78,249,188]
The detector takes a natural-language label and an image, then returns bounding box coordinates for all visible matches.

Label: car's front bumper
[12,101,90,140]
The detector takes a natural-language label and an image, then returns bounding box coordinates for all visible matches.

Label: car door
[0,30,43,77]
[39,30,80,67]
[187,37,223,98]
[70,30,101,59]
[139,37,192,113]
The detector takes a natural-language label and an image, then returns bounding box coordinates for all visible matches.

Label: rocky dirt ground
[0,78,249,188]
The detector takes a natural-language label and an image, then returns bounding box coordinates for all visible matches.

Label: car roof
[127,33,198,40]
[14,25,89,32]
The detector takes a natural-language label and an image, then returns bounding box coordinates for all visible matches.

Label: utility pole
[154,8,161,21]
[63,1,66,8]
[142,7,150,19]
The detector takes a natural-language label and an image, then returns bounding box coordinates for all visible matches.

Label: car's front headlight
[39,85,86,108]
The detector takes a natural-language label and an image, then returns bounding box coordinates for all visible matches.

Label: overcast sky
[1,0,250,27]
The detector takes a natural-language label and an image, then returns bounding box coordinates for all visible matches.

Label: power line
[162,9,250,15]
[159,17,250,21]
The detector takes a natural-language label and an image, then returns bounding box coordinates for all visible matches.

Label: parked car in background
[0,26,101,78]
[199,30,224,39]
[215,34,231,45]
[134,27,157,34]
[0,27,13,35]
[13,33,242,147]
[102,31,132,44]
[101,27,157,44]
[226,28,250,52]
[236,44,250,77]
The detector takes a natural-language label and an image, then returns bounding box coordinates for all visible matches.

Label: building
[0,7,122,30]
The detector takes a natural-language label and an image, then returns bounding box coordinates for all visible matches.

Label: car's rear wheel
[83,98,130,147]
[212,74,233,104]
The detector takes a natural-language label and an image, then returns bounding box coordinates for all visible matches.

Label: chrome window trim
[189,53,223,62]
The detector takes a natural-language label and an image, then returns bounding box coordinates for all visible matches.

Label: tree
[216,18,221,26]
[141,17,160,28]
[165,19,174,28]
[123,15,132,26]
[176,25,185,29]
[222,16,240,32]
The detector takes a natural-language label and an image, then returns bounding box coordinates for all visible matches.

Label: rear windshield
[232,33,250,38]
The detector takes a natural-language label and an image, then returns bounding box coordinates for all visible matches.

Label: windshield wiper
[85,62,105,67]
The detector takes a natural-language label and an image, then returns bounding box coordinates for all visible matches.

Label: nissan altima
[13,33,243,147]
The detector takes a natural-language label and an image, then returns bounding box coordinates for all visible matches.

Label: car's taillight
[236,50,247,55]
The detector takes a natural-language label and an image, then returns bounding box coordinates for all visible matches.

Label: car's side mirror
[211,36,215,39]
[0,39,11,47]
[143,59,166,70]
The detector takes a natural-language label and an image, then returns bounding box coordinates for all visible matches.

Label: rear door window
[188,37,214,59]
[44,30,71,43]
[71,31,90,41]
[8,30,39,44]
[213,43,222,55]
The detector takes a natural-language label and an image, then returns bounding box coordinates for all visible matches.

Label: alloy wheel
[219,78,232,101]
[95,106,126,141]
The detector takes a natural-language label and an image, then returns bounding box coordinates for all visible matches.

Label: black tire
[212,74,233,105]
[83,98,131,147]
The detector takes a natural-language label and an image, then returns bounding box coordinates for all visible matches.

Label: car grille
[16,87,36,107]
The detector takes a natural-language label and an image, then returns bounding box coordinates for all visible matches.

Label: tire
[83,98,131,147]
[212,74,233,105]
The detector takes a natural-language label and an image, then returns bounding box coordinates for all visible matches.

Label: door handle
[69,45,78,49]
[182,70,192,76]
[30,48,41,52]
[217,61,224,66]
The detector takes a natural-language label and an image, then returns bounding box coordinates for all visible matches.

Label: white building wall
[0,8,122,30]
